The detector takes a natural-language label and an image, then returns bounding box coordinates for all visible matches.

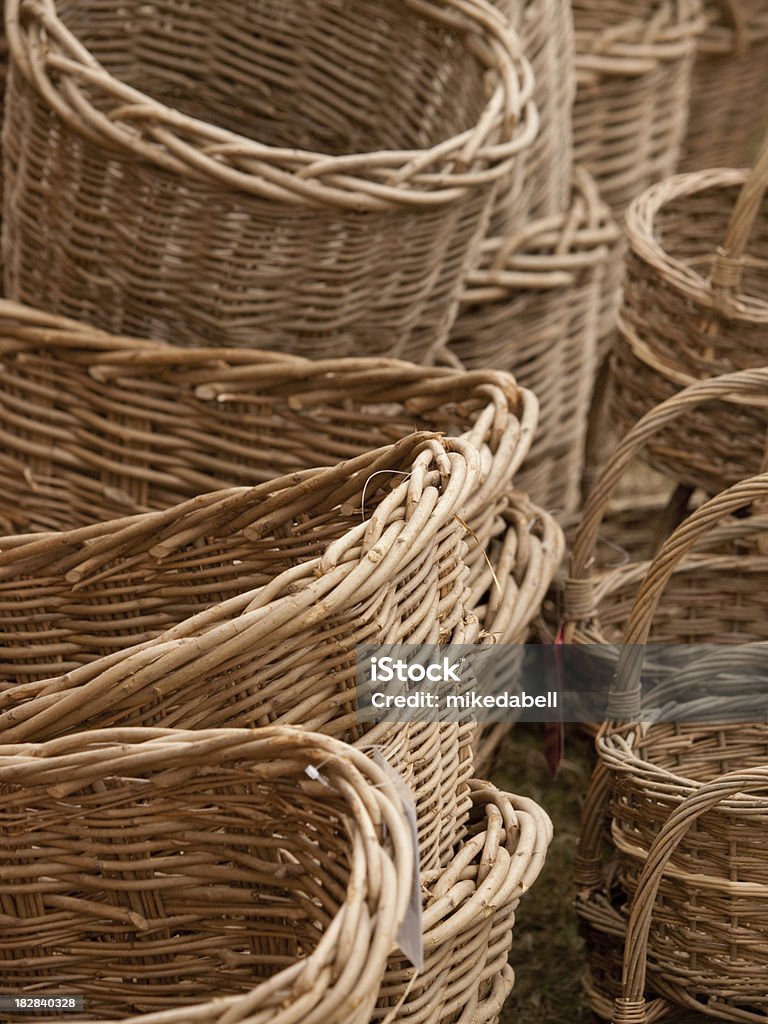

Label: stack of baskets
[0,2,563,1019]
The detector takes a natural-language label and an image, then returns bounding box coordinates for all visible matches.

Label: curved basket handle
[613,765,768,1024]
[565,367,768,637]
[573,759,612,889]
[609,473,768,716]
[711,127,768,311]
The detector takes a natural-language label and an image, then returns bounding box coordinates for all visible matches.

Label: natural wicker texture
[567,370,768,1018]
[612,150,768,493]
[681,0,768,171]
[0,434,480,870]
[0,726,414,1022]
[448,168,620,514]
[0,301,537,546]
[572,0,703,216]
[374,780,552,1024]
[492,0,575,222]
[3,0,535,358]
[598,478,768,1022]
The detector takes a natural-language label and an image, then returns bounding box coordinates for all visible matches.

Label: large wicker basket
[448,167,619,514]
[597,477,768,1023]
[0,434,480,870]
[3,0,535,359]
[612,137,768,494]
[681,0,768,171]
[0,726,414,1023]
[572,0,703,216]
[0,301,537,549]
[375,780,552,1024]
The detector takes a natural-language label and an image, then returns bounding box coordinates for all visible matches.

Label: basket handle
[711,127,768,311]
[564,367,768,638]
[710,0,750,51]
[609,473,768,717]
[612,765,768,1024]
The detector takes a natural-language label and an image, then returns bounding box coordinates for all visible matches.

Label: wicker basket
[0,301,537,549]
[0,725,414,1023]
[567,416,768,1020]
[492,0,575,223]
[447,167,620,515]
[572,0,703,217]
[0,434,480,870]
[3,0,535,359]
[374,780,552,1024]
[597,477,768,1023]
[681,0,768,171]
[612,138,768,493]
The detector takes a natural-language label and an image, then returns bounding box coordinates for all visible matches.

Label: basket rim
[8,0,538,209]
[462,166,619,299]
[625,168,768,323]
[574,0,704,80]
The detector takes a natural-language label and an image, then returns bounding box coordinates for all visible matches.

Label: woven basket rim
[463,167,619,299]
[625,168,768,323]
[574,0,704,79]
[0,725,415,1024]
[8,0,538,208]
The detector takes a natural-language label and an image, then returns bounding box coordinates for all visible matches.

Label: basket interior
[0,763,358,1017]
[653,182,768,306]
[56,0,489,155]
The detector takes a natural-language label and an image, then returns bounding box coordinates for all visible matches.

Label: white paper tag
[371,749,424,971]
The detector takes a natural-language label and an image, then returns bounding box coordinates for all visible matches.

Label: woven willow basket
[448,168,620,515]
[0,302,537,549]
[572,0,703,217]
[597,477,768,1024]
[375,780,552,1024]
[492,0,575,223]
[565,377,768,1020]
[681,0,768,171]
[0,726,414,1023]
[612,139,768,493]
[0,435,480,870]
[3,0,535,360]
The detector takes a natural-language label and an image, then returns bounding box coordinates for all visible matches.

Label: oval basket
[447,168,620,515]
[612,136,768,493]
[0,725,414,1023]
[681,0,768,171]
[597,477,768,1023]
[3,0,535,359]
[0,301,538,556]
[374,780,552,1024]
[572,0,704,216]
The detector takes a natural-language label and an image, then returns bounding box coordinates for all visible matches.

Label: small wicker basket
[572,0,704,216]
[448,168,620,514]
[612,134,768,494]
[4,0,535,359]
[681,0,768,171]
[598,477,768,1023]
[375,780,552,1024]
[0,726,414,1023]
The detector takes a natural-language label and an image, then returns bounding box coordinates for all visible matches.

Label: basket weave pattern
[0,435,479,869]
[449,168,619,513]
[681,0,768,170]
[0,727,414,1022]
[572,0,703,216]
[3,0,535,358]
